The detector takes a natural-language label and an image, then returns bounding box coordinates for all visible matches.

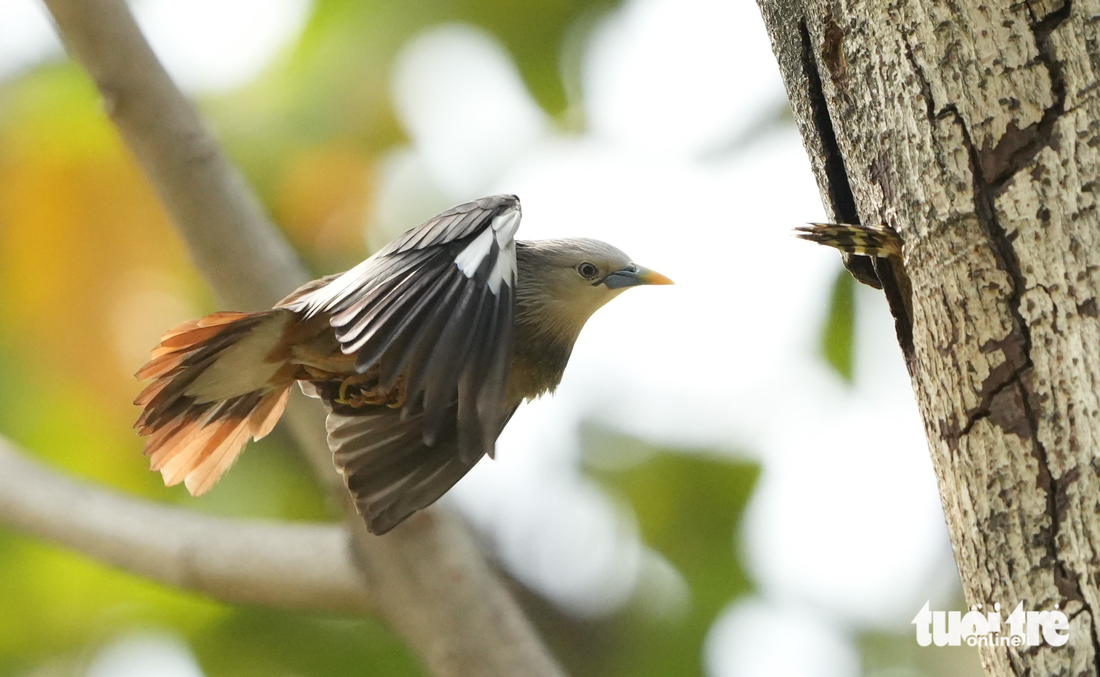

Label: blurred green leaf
[860,626,985,677]
[573,426,760,677]
[0,527,422,677]
[296,0,617,116]
[820,267,855,383]
[192,609,422,677]
[0,530,226,676]
[213,0,620,216]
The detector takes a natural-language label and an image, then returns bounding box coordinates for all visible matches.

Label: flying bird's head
[515,237,673,343]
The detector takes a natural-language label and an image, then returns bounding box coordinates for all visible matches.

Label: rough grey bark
[757,0,1100,675]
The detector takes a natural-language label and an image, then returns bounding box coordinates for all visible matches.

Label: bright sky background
[2,1,961,675]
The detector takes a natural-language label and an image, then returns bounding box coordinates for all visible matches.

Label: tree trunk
[757,0,1100,674]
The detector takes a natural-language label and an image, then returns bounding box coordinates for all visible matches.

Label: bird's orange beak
[602,265,674,288]
[635,265,674,286]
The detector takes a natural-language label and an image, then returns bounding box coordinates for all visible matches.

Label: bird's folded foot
[334,372,409,409]
[336,373,380,407]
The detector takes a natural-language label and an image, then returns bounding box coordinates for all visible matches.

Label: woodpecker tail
[134,310,295,496]
[794,222,903,258]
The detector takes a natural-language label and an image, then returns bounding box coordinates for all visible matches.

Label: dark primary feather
[281,195,521,533]
[325,396,520,534]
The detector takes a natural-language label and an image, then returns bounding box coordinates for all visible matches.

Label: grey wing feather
[386,195,513,255]
[326,402,519,534]
[284,195,522,532]
[275,272,344,308]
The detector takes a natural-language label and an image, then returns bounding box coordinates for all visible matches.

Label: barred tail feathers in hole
[794,222,902,258]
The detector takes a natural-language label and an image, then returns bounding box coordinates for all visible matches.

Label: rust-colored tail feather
[135,311,293,495]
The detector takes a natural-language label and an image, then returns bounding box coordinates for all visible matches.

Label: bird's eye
[577,262,600,280]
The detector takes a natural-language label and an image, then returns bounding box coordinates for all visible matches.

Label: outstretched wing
[323,397,519,534]
[280,195,521,532]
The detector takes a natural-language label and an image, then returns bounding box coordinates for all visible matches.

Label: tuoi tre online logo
[912,601,1069,648]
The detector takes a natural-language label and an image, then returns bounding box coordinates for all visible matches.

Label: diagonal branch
[0,435,372,614]
[37,1,564,676]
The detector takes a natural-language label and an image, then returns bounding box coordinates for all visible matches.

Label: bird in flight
[134,195,672,534]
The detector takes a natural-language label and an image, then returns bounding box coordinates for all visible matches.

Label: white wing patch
[454,227,494,277]
[489,241,517,294]
[491,209,521,245]
[454,206,520,294]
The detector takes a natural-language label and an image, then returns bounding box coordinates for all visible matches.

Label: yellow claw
[337,380,352,404]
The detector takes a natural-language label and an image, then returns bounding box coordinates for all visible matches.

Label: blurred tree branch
[0,435,372,614]
[33,1,565,676]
